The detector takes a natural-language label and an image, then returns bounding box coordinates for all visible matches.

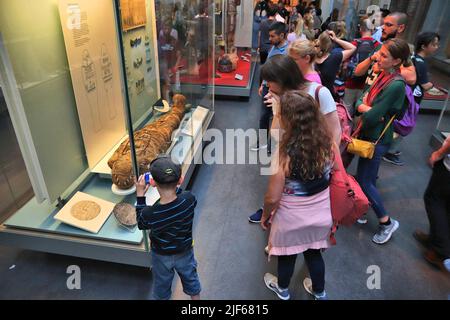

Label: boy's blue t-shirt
[136,189,197,255]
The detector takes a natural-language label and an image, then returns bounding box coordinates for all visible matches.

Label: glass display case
[0,0,214,267]
[214,0,259,97]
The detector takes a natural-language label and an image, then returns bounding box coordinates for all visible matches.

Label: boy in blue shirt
[136,155,200,300]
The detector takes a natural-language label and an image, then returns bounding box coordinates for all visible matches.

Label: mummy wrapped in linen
[108,94,186,189]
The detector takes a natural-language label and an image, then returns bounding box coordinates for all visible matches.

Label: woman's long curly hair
[279,91,333,181]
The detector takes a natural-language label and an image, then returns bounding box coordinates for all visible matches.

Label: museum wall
[421,0,449,60]
[0,0,88,203]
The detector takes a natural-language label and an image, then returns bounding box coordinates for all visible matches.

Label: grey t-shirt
[259,19,274,53]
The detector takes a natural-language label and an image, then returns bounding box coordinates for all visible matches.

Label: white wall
[235,0,254,48]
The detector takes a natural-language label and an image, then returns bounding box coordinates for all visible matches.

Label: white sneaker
[250,143,267,152]
[372,218,400,244]
[264,273,290,300]
[357,217,368,224]
[303,277,328,300]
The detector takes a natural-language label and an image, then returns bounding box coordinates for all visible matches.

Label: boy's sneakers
[372,218,399,244]
[248,208,263,223]
[382,153,405,166]
[303,277,328,300]
[264,273,290,300]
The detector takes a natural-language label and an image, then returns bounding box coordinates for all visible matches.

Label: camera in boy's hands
[144,172,152,185]
[136,174,151,197]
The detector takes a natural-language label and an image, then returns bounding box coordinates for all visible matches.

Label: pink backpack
[329,144,370,245]
[315,86,353,149]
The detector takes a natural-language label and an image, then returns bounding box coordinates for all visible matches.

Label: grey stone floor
[0,67,449,299]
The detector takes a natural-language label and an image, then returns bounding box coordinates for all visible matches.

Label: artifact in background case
[120,0,147,31]
[218,47,239,73]
[225,0,241,51]
[154,99,171,113]
[108,94,187,189]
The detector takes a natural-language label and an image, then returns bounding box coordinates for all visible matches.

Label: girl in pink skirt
[261,91,334,300]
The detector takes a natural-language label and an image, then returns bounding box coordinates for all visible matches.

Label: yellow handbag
[347,116,396,159]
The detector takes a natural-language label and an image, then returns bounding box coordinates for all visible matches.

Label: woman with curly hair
[261,91,334,300]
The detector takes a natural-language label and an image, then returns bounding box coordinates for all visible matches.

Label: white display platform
[54,191,115,233]
[111,184,136,196]
[181,106,210,137]
[92,134,128,175]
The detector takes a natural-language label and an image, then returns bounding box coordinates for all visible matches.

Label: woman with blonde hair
[262,90,334,300]
[288,39,321,84]
[287,19,306,43]
[315,30,356,100]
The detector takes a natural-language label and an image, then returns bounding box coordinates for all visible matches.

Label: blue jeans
[258,84,272,146]
[356,143,390,219]
[151,249,201,300]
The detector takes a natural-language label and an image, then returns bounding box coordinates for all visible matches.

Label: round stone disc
[70,201,101,221]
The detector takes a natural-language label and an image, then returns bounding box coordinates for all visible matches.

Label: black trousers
[277,249,325,293]
[258,84,272,148]
[424,160,450,258]
[260,51,268,65]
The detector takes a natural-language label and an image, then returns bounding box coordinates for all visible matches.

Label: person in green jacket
[355,38,410,245]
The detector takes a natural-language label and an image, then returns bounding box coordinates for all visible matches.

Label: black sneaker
[382,153,405,166]
[393,150,402,156]
[248,208,263,223]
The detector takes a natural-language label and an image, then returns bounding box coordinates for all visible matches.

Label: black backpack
[345,38,378,82]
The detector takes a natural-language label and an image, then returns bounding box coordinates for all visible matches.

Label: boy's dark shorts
[151,248,201,300]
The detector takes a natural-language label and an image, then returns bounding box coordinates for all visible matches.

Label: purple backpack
[393,84,419,136]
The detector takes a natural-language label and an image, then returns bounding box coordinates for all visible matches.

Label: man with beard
[353,12,416,167]
[354,12,416,88]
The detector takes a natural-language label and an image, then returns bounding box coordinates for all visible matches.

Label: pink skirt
[268,188,332,257]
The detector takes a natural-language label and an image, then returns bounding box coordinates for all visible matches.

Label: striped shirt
[136,189,197,255]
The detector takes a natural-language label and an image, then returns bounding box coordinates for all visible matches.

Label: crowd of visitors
[134,1,448,300]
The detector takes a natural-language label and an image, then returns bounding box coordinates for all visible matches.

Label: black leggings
[277,249,325,293]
